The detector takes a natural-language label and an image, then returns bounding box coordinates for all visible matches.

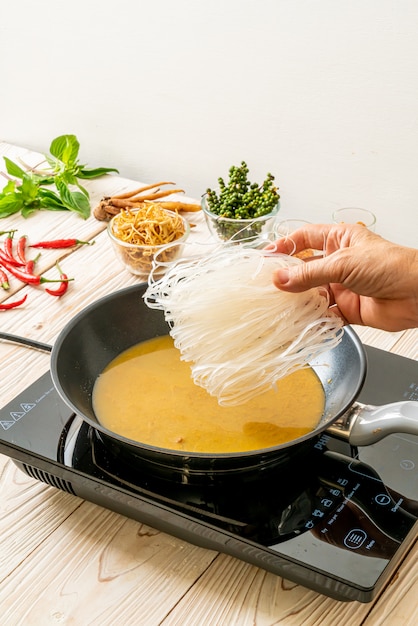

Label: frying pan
[50,283,418,479]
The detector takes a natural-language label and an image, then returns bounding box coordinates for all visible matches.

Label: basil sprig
[0,134,118,219]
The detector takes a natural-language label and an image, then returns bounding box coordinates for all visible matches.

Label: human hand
[267,223,418,331]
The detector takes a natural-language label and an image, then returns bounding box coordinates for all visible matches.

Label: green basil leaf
[55,180,91,218]
[19,174,40,201]
[3,157,26,179]
[78,166,119,179]
[65,191,91,218]
[21,205,37,218]
[49,134,80,167]
[38,188,67,210]
[0,179,18,196]
[0,194,24,217]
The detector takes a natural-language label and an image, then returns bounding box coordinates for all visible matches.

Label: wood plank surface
[0,500,218,625]
[0,142,416,625]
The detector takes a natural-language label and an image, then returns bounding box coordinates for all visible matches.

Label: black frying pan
[50,284,418,479]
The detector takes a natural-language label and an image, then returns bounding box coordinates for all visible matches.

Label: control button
[375,493,391,506]
[400,459,415,471]
[337,478,349,486]
[344,529,367,549]
[321,498,333,508]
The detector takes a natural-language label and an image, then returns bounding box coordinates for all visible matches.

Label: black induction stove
[0,345,417,603]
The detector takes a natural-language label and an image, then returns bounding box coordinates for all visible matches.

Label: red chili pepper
[0,268,9,290]
[2,231,23,266]
[0,294,27,310]
[0,248,24,267]
[25,253,41,275]
[17,235,27,264]
[4,232,14,258]
[0,259,73,286]
[0,261,43,284]
[30,238,94,249]
[45,262,69,297]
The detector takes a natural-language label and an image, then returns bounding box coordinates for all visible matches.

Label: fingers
[268,222,377,258]
[266,224,334,256]
[273,257,334,292]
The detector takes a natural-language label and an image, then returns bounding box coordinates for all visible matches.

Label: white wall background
[1,0,417,247]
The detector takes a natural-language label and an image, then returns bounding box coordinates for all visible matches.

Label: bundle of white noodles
[144,247,344,406]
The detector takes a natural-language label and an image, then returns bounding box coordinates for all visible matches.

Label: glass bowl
[201,196,280,245]
[332,207,376,231]
[107,209,190,278]
[273,219,311,239]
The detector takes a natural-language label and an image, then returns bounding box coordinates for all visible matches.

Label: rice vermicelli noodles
[143,246,344,405]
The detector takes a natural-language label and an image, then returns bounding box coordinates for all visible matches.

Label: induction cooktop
[0,345,417,603]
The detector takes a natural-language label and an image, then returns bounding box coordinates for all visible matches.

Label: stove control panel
[272,446,417,590]
[356,433,418,502]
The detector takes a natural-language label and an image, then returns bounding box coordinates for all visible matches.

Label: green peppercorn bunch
[204,162,280,242]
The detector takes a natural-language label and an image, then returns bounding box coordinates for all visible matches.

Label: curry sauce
[92,335,325,453]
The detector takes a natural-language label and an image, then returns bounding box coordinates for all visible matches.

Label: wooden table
[0,142,416,625]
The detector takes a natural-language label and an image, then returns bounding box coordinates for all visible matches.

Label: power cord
[0,332,52,353]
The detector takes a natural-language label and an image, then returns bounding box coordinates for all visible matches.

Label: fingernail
[274,268,290,285]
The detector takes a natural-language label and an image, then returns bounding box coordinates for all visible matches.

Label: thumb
[273,258,332,292]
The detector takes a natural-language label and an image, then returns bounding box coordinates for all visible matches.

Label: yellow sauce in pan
[92,335,325,453]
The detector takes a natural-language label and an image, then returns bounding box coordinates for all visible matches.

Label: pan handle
[327,401,418,446]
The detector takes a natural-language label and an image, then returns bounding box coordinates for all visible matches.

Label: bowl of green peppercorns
[202,162,280,245]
